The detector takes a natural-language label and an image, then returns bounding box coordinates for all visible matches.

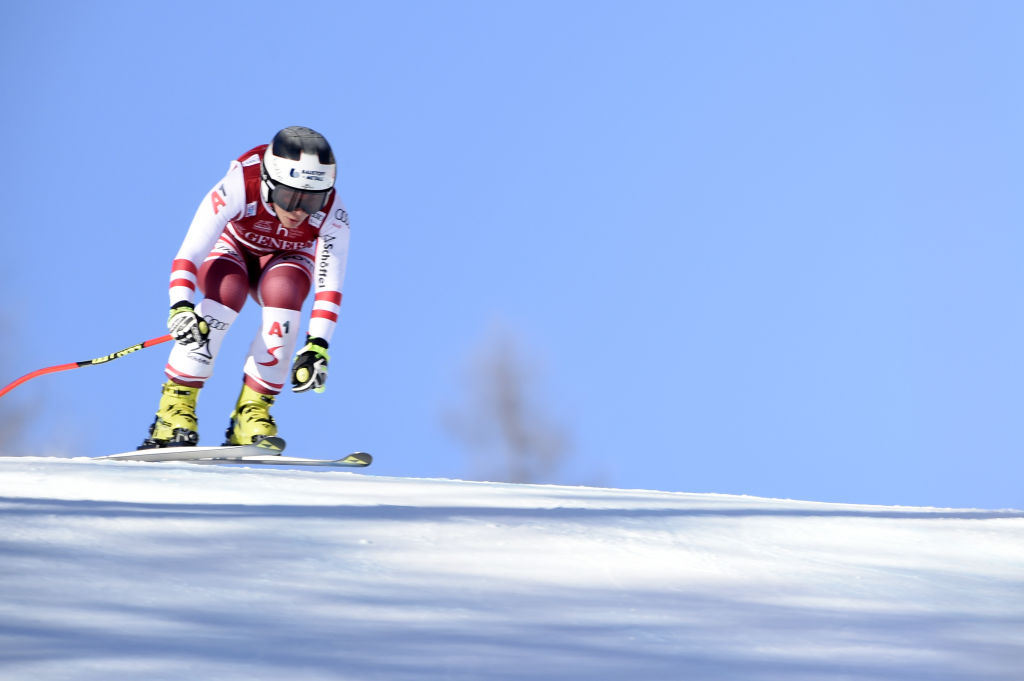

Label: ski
[93,438,371,468]
[96,436,287,462]
[188,452,373,468]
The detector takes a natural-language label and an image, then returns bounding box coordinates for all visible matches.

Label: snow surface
[0,456,1021,681]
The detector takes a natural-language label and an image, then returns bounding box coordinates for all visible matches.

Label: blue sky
[2,1,1022,509]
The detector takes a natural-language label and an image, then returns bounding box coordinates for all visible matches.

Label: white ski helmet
[261,126,336,213]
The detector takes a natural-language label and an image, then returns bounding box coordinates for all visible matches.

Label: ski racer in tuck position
[139,126,350,449]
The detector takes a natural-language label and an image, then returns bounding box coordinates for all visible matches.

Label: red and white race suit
[163,145,350,394]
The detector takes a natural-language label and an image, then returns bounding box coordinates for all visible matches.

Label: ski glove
[167,301,210,346]
[291,337,330,393]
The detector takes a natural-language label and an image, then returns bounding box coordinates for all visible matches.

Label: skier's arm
[291,198,349,393]
[167,162,246,306]
[307,199,351,344]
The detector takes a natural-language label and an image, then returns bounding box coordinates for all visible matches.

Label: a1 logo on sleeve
[210,184,228,215]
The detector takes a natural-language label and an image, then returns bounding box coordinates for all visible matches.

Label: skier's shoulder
[233,144,266,182]
[236,144,268,166]
[212,144,266,206]
[320,191,350,229]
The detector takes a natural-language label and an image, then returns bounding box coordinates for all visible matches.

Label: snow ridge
[1,456,1022,681]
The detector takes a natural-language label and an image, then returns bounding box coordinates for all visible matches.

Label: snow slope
[0,456,1021,681]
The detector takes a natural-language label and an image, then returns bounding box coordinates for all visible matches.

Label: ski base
[189,452,373,468]
[97,436,286,462]
[94,438,370,468]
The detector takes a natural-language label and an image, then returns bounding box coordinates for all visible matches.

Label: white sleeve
[307,196,351,343]
[167,161,246,305]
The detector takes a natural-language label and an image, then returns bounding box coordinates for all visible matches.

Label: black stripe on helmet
[270,126,335,165]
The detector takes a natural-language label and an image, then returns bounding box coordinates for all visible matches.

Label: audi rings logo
[203,315,231,331]
[334,208,349,225]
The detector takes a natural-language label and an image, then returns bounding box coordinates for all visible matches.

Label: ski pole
[0,334,173,400]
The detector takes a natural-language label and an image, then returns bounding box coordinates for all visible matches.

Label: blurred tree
[444,324,571,484]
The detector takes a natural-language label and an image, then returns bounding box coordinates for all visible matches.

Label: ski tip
[339,452,372,467]
[254,436,287,454]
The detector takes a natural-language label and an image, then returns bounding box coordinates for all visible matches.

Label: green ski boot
[224,383,278,445]
[139,380,200,449]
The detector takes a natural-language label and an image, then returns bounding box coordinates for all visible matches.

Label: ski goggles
[268,181,332,215]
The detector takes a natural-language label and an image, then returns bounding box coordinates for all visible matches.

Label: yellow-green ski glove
[167,301,210,346]
[291,337,329,393]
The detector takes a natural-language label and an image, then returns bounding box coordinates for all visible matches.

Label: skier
[139,126,350,449]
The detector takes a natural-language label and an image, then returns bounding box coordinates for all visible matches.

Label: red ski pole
[0,334,173,400]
